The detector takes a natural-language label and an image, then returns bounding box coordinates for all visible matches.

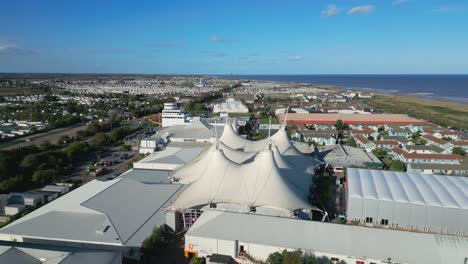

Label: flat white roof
[135,145,206,171]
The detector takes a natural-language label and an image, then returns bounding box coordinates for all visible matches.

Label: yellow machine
[143,114,161,126]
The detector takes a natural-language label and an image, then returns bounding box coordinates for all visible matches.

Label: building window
[381,219,389,226]
[365,217,373,224]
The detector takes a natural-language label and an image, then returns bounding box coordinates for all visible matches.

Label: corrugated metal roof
[186,210,468,264]
[347,168,468,209]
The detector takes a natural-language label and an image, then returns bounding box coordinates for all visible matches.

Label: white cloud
[203,50,227,57]
[211,35,224,42]
[287,56,304,61]
[0,45,11,52]
[322,4,340,17]
[348,5,376,15]
[392,0,410,6]
[0,40,35,55]
[432,5,464,13]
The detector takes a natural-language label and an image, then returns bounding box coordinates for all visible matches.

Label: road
[0,123,89,150]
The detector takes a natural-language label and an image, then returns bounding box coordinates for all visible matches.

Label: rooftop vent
[96,224,111,235]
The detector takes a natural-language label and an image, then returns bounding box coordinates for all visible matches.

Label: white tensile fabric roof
[219,122,267,152]
[347,168,468,209]
[170,123,321,211]
[170,145,311,211]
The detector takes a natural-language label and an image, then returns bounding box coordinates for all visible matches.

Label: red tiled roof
[423,134,449,145]
[438,131,463,136]
[391,147,407,155]
[452,141,468,146]
[351,126,375,134]
[355,135,370,144]
[373,140,399,145]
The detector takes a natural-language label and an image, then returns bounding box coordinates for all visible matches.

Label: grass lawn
[363,94,468,129]
[228,112,252,117]
[259,117,278,124]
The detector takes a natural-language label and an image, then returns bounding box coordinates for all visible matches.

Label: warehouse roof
[160,118,223,141]
[187,210,468,264]
[134,145,206,170]
[0,169,184,248]
[0,244,120,264]
[347,168,468,209]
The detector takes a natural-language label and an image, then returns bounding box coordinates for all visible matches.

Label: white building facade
[162,102,188,127]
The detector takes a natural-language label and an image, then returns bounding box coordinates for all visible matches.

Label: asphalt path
[0,123,89,150]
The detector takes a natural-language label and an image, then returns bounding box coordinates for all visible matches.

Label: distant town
[0,74,466,264]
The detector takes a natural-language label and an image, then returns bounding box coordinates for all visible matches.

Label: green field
[364,95,468,130]
[227,113,252,117]
[260,117,278,124]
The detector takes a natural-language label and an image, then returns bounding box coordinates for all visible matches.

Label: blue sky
[1,0,467,74]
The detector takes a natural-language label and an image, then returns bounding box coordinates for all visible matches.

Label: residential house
[354,135,373,152]
[422,135,452,151]
[381,136,413,146]
[295,130,337,146]
[433,131,463,141]
[385,125,412,138]
[408,161,468,176]
[372,140,400,150]
[403,145,446,154]
[390,148,463,165]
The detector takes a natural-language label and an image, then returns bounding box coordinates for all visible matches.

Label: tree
[390,160,407,172]
[192,257,205,264]
[452,147,466,156]
[141,225,176,256]
[120,144,132,151]
[367,135,375,140]
[20,154,46,175]
[335,119,344,131]
[347,137,357,147]
[91,132,111,147]
[266,251,284,264]
[38,141,54,151]
[63,141,91,160]
[32,168,57,184]
[110,126,132,142]
[411,131,421,140]
[58,135,71,145]
[282,250,302,264]
[76,129,90,139]
[372,148,387,160]
[267,250,342,264]
[86,122,102,135]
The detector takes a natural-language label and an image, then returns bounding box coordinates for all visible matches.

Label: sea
[217,74,468,104]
